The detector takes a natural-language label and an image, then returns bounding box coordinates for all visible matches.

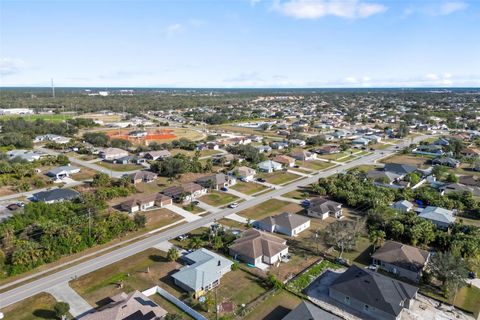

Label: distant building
[46,165,80,179]
[127,171,157,184]
[196,173,236,190]
[32,189,80,204]
[100,148,129,161]
[432,157,460,168]
[258,160,283,173]
[7,150,42,162]
[143,150,172,160]
[273,155,296,167]
[0,108,33,115]
[162,183,207,203]
[307,197,343,220]
[120,194,172,213]
[235,166,256,182]
[391,200,414,213]
[418,206,456,229]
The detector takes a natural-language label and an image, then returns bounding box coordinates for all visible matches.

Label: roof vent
[218,260,221,266]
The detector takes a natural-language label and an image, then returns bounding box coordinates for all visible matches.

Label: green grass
[336,155,358,162]
[296,160,335,171]
[199,190,239,206]
[0,113,72,122]
[231,181,268,195]
[281,187,314,200]
[243,289,301,320]
[340,236,373,267]
[1,292,67,320]
[238,199,303,220]
[97,161,144,172]
[150,294,194,319]
[421,285,480,314]
[317,151,351,160]
[258,171,301,185]
[350,164,381,172]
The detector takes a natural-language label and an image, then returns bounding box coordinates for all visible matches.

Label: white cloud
[0,57,26,76]
[273,0,387,19]
[436,1,468,15]
[165,23,184,38]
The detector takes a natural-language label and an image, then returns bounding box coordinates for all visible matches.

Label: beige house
[236,166,256,181]
[120,193,172,213]
[273,155,296,167]
[100,147,129,161]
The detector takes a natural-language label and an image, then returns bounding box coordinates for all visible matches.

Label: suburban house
[7,149,42,162]
[143,150,172,160]
[313,145,341,155]
[418,206,456,229]
[235,166,256,182]
[128,171,157,184]
[282,301,341,320]
[307,197,343,220]
[413,144,444,156]
[440,182,480,197]
[113,155,144,165]
[273,155,296,167]
[459,175,480,187]
[196,173,236,190]
[328,265,418,320]
[383,163,417,177]
[162,182,207,203]
[32,188,80,204]
[391,200,414,212]
[290,150,317,161]
[172,248,233,298]
[229,229,289,268]
[34,134,71,144]
[351,137,369,146]
[120,193,172,213]
[46,165,80,180]
[460,147,480,158]
[372,241,430,282]
[288,139,306,147]
[255,212,311,236]
[81,290,167,320]
[271,141,289,150]
[258,160,283,173]
[432,157,460,168]
[257,145,272,153]
[100,147,129,161]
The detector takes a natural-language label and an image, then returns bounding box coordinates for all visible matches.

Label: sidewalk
[47,282,93,318]
[195,200,221,213]
[225,188,253,200]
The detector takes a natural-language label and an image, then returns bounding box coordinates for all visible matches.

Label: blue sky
[1,0,479,87]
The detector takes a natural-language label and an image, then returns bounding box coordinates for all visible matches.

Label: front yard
[143,208,184,231]
[97,161,144,172]
[1,292,65,320]
[199,190,239,206]
[296,160,335,171]
[257,171,302,185]
[238,199,303,220]
[231,181,268,195]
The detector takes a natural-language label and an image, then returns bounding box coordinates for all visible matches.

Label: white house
[258,160,282,173]
[236,166,256,182]
[255,212,310,237]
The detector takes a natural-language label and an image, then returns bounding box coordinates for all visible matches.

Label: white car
[228,202,239,208]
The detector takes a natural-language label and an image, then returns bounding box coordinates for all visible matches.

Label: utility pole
[88,208,92,239]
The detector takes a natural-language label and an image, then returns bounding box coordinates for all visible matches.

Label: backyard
[243,289,301,320]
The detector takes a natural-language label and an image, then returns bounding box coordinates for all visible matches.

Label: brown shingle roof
[81,290,167,320]
[372,241,429,272]
[230,229,288,259]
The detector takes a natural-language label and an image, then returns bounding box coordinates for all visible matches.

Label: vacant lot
[231,181,268,195]
[200,190,239,206]
[1,292,63,320]
[380,154,431,168]
[243,289,301,320]
[296,160,335,171]
[97,161,144,172]
[70,166,98,181]
[317,151,353,161]
[143,209,183,231]
[238,199,304,220]
[282,186,316,200]
[1,113,72,122]
[70,248,185,306]
[258,171,301,185]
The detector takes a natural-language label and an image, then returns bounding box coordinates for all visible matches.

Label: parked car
[228,202,239,208]
[293,165,300,168]
[220,187,228,191]
[468,271,476,279]
[16,201,25,207]
[177,235,188,241]
[192,200,200,205]
[256,178,266,182]
[368,264,378,271]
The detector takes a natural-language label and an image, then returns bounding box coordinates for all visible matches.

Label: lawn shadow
[149,254,168,263]
[262,306,292,320]
[353,244,374,266]
[32,309,57,319]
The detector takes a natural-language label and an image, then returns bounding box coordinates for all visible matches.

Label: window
[364,304,370,312]
[344,296,350,304]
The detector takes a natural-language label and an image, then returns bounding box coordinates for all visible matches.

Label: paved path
[0,135,430,308]
[195,200,221,213]
[165,205,200,222]
[46,282,93,318]
[287,169,309,177]
[275,195,302,204]
[225,213,250,224]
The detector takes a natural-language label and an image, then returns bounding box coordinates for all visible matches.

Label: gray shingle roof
[282,301,342,320]
[329,265,418,317]
[33,188,80,202]
[418,206,456,224]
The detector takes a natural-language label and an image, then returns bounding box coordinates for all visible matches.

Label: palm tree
[167,247,180,262]
[369,230,386,251]
[188,237,204,250]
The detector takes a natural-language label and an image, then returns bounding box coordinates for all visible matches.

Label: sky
[0,0,479,88]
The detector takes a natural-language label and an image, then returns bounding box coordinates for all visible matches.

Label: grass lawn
[218,218,248,230]
[149,294,194,319]
[243,289,301,320]
[351,164,382,172]
[179,203,205,214]
[70,166,98,181]
[1,292,65,320]
[97,161,144,172]
[203,269,268,318]
[421,285,480,314]
[70,248,186,306]
[258,171,301,185]
[369,143,391,150]
[380,154,431,168]
[144,209,183,231]
[458,216,480,228]
[289,167,313,175]
[231,181,268,195]
[317,150,352,160]
[0,113,72,122]
[238,199,304,220]
[336,155,358,162]
[134,182,165,194]
[340,236,373,267]
[281,186,315,200]
[296,160,335,171]
[453,164,480,177]
[199,190,239,206]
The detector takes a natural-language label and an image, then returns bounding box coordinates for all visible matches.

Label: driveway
[165,204,201,222]
[46,282,93,318]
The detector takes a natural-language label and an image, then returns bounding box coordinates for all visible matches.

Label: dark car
[7,203,20,211]
[220,187,228,191]
[257,178,266,183]
[192,200,200,205]
[468,271,476,279]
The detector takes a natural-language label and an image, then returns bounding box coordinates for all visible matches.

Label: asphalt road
[0,136,427,308]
